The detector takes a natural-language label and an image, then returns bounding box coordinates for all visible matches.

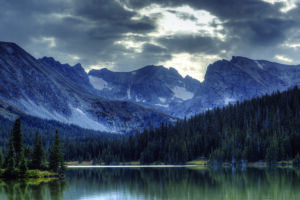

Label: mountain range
[0,42,173,133]
[88,56,300,118]
[1,41,300,133]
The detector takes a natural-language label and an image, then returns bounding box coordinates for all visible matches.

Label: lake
[1,167,300,199]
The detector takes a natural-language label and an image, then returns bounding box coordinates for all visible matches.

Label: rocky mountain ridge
[0,42,174,133]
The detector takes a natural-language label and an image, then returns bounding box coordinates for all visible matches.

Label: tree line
[2,86,300,166]
[60,86,300,165]
[0,119,65,177]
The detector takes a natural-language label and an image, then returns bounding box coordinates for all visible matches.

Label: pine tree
[19,151,28,176]
[31,131,46,170]
[4,131,17,177]
[49,130,65,173]
[0,148,3,168]
[12,118,23,166]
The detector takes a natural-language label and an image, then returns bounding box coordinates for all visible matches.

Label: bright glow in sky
[137,4,224,39]
[109,4,225,80]
[159,53,221,81]
[275,54,293,63]
[262,0,297,12]
[2,0,300,82]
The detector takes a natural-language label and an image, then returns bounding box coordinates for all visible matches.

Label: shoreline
[67,165,203,168]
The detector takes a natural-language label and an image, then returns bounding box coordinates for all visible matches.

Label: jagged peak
[39,56,60,65]
[0,41,35,59]
[0,41,19,48]
[89,68,111,74]
[230,56,253,63]
[73,63,85,71]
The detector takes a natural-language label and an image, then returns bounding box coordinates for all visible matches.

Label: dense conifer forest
[80,86,300,165]
[0,119,65,177]
[1,86,300,165]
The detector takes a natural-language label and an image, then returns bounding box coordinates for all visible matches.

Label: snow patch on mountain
[171,86,194,100]
[127,87,131,99]
[255,61,264,69]
[89,76,111,90]
[159,97,166,103]
[155,104,169,108]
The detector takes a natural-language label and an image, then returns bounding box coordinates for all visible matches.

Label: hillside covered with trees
[0,119,65,178]
[2,86,300,165]
[72,86,300,165]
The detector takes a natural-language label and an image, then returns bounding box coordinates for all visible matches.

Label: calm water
[1,167,300,200]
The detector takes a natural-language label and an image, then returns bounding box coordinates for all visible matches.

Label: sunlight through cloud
[261,0,297,12]
[159,53,221,81]
[136,4,225,39]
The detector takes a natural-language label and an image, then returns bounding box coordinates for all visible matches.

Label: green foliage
[30,131,46,170]
[26,170,52,178]
[0,148,3,168]
[2,86,300,165]
[4,131,17,176]
[49,130,65,173]
[19,151,28,176]
[293,153,300,166]
[68,86,300,165]
[12,118,23,166]
[1,119,65,178]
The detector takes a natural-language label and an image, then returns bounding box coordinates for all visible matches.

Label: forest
[70,86,300,165]
[1,86,300,165]
[0,119,65,177]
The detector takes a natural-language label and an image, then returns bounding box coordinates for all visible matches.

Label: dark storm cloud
[1,0,300,79]
[0,0,158,68]
[225,18,295,46]
[124,0,297,56]
[142,43,168,53]
[72,0,156,33]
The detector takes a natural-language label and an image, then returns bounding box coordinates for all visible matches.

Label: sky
[1,0,300,81]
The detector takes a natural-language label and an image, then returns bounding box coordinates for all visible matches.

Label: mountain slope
[0,42,174,133]
[88,56,300,118]
[88,65,201,116]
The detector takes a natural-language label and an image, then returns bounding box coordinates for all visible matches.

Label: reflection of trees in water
[0,178,67,200]
[3,168,300,200]
[66,168,214,199]
[66,168,300,200]
[207,167,300,199]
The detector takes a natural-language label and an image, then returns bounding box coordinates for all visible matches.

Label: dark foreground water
[1,167,300,200]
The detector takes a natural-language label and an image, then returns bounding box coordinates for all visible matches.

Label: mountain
[38,56,94,92]
[89,56,300,118]
[88,65,200,116]
[0,42,174,133]
[194,56,300,111]
[2,41,300,133]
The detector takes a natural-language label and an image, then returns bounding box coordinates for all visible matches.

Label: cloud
[274,54,293,63]
[1,0,300,81]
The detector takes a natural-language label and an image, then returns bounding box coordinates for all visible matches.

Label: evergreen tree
[0,148,3,168]
[49,130,65,173]
[19,151,28,176]
[4,131,17,177]
[12,118,23,166]
[31,131,46,169]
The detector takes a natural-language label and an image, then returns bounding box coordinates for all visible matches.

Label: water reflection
[1,167,300,199]
[0,178,67,200]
